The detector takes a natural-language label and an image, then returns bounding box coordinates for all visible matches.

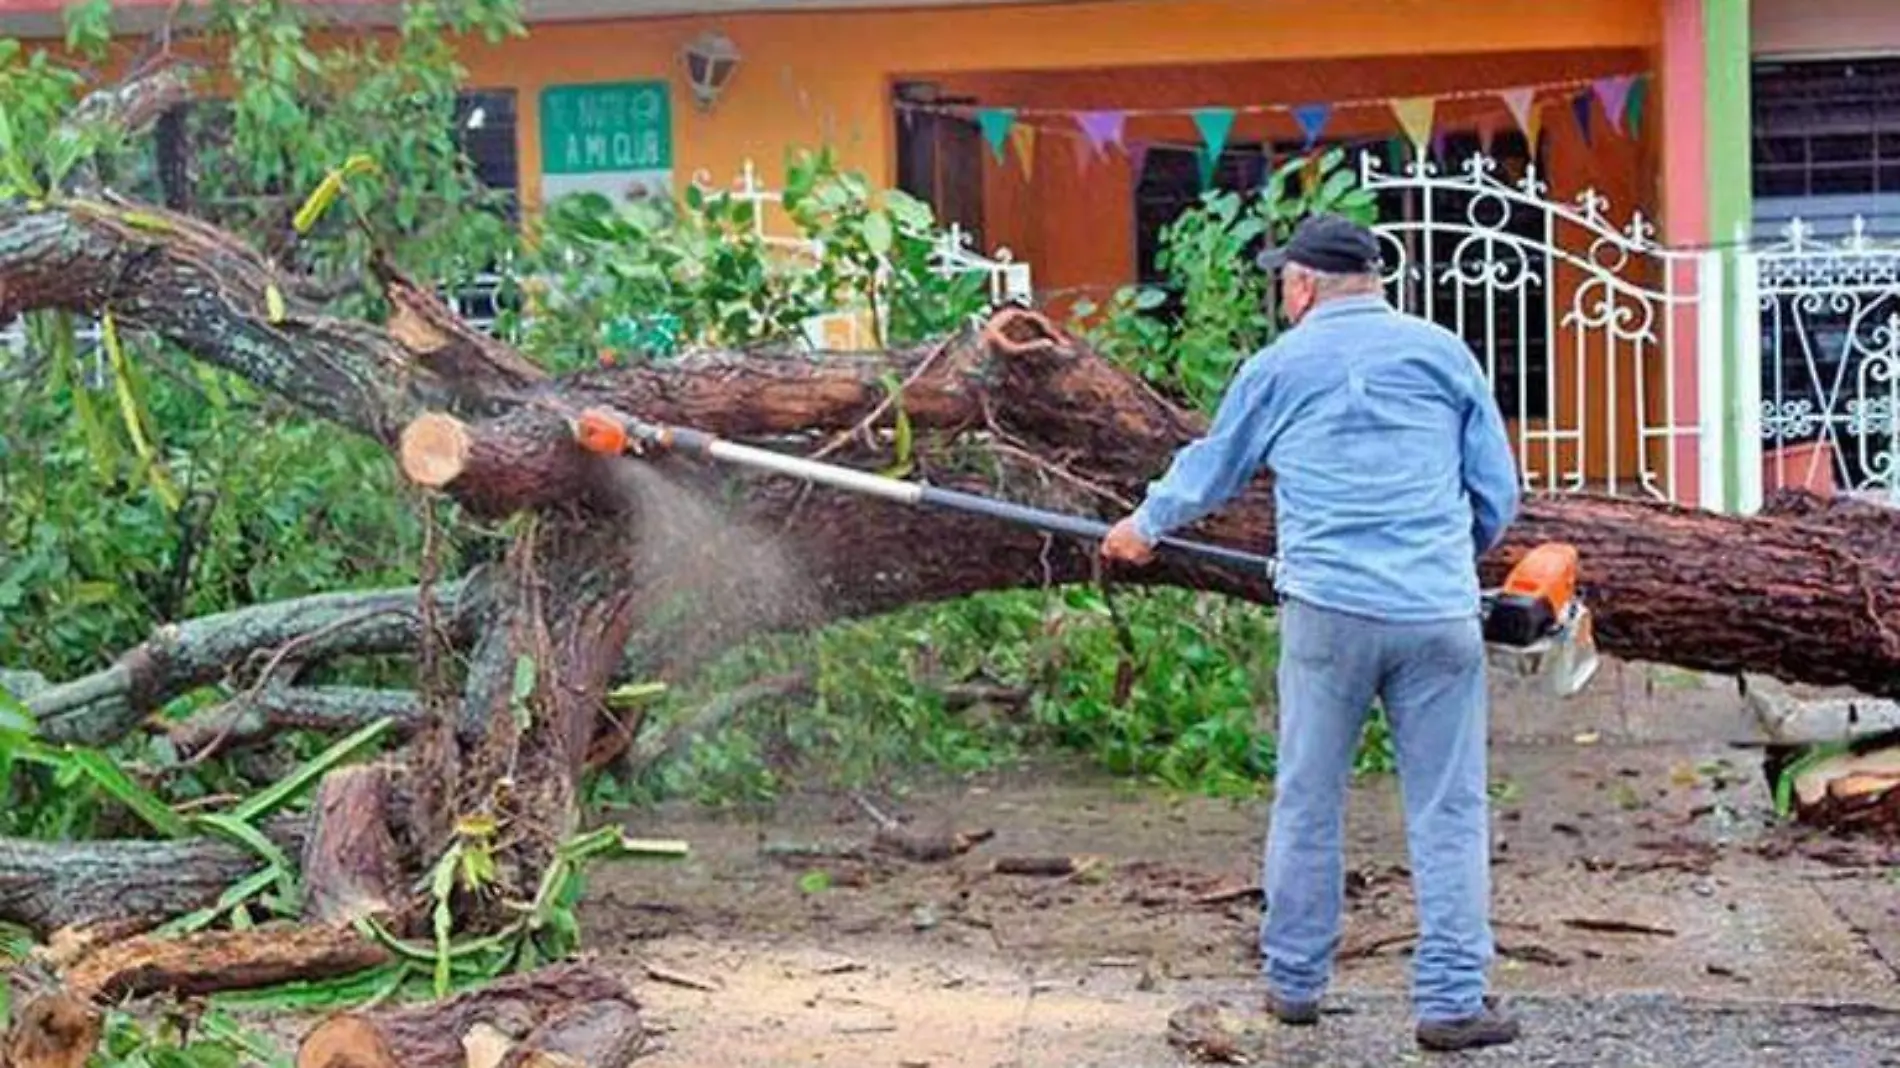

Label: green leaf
[861,211,894,256]
[510,654,536,730]
[883,189,934,231]
[230,716,394,823]
[797,869,832,894]
[604,681,667,709]
[429,843,461,997]
[159,867,278,936]
[191,812,299,906]
[0,686,35,737]
[102,311,183,512]
[65,748,189,838]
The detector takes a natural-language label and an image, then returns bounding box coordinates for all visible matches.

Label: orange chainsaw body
[1482,542,1579,648]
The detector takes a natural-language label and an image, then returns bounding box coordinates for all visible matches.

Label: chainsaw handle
[919,486,1277,577]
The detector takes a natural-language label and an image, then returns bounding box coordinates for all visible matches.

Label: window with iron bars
[1753,56,1900,235]
[1751,57,1900,484]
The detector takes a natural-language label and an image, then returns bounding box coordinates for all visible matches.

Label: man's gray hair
[1285,260,1382,299]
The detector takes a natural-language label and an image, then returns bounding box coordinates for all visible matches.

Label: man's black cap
[1256,212,1382,275]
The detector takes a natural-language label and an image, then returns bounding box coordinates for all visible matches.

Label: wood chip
[462,1022,514,1068]
[1561,917,1678,937]
[1190,882,1261,906]
[643,963,720,991]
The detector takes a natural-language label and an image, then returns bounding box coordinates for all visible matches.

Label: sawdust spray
[603,456,818,674]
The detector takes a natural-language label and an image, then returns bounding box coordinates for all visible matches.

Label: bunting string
[892,72,1644,121]
[896,71,1649,186]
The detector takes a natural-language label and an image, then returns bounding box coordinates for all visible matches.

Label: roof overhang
[0,0,1068,39]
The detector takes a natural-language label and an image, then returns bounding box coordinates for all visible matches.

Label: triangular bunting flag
[1127,141,1151,180]
[1391,96,1436,157]
[1293,103,1333,150]
[1071,131,1097,174]
[1626,75,1649,136]
[1193,108,1237,187]
[976,108,1016,163]
[1593,75,1636,135]
[1477,114,1500,155]
[1430,127,1449,163]
[1075,110,1126,158]
[1300,153,1320,196]
[1009,123,1037,180]
[1500,87,1538,143]
[1572,91,1593,146]
[1386,136,1409,172]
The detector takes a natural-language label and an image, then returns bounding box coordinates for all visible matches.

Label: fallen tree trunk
[399,308,1900,699]
[296,962,643,1068]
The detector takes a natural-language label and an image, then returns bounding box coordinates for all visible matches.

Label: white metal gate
[1739,218,1900,509]
[1358,152,1721,506]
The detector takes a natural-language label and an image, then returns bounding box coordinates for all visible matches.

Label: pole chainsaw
[571,407,1599,698]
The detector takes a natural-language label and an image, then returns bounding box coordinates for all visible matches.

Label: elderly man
[1101,213,1522,1052]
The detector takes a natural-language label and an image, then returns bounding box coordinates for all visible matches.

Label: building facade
[3,0,1897,515]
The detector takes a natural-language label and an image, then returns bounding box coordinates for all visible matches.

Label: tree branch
[166,686,424,760]
[23,580,478,746]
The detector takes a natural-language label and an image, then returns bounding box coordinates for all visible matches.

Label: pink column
[1660,0,1711,508]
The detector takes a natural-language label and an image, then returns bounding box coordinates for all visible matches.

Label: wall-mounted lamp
[682,29,741,111]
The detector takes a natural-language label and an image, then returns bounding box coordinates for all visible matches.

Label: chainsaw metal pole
[582,410,1277,577]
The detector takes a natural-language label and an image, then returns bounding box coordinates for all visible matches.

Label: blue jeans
[1261,597,1494,1023]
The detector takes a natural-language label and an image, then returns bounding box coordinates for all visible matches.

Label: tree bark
[301,765,405,927]
[0,824,302,938]
[415,297,1900,697]
[295,963,642,1068]
[24,581,475,747]
[61,923,388,1002]
[167,686,424,760]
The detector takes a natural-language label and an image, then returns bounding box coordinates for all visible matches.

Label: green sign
[540,81,672,203]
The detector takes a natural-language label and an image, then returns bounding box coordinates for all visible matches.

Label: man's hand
[1100,516,1156,566]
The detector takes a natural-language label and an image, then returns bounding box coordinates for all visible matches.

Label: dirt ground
[577,660,1900,1066]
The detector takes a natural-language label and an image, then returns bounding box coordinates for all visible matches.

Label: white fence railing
[1360,151,1719,506]
[1738,216,1900,510]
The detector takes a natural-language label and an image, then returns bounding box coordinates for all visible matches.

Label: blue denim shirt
[1131,295,1520,622]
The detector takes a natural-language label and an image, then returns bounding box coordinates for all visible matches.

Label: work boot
[1263,991,1320,1026]
[1415,1000,1520,1052]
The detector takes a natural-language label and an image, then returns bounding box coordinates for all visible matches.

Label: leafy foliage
[510,147,987,369]
[1,0,517,683]
[1072,147,1378,413]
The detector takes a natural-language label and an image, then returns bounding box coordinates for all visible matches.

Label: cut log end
[296,1016,399,1068]
[400,412,472,488]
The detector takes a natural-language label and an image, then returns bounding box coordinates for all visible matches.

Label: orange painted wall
[433,0,1659,211]
[940,48,1654,310]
